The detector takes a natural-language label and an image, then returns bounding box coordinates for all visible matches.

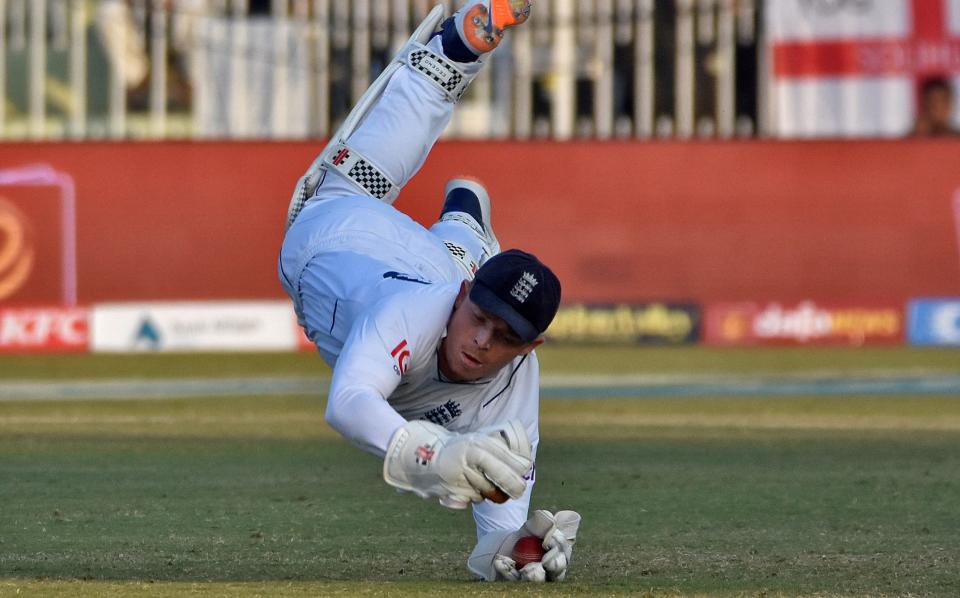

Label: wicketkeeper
[279,0,581,582]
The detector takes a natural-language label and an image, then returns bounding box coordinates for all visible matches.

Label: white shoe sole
[443,177,501,259]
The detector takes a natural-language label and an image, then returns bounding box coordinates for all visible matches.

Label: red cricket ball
[511,534,545,568]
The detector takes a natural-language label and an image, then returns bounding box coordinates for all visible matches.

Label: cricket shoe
[439,177,501,265]
[454,0,532,55]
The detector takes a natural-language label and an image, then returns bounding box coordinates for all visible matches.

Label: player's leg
[429,177,502,275]
[285,1,533,229]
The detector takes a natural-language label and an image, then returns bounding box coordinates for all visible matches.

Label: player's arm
[468,509,582,582]
[326,297,533,509]
[323,315,407,457]
[469,353,541,530]
[466,355,582,582]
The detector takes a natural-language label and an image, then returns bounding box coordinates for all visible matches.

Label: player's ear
[519,335,545,355]
[454,280,471,308]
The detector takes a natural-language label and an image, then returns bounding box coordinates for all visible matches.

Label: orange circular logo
[720,311,750,341]
[0,198,35,301]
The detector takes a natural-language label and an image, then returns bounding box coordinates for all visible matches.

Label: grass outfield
[0,347,958,597]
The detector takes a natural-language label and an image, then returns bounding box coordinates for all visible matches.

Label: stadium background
[1,2,959,597]
[1,0,959,349]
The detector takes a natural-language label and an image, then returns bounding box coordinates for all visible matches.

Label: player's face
[439,282,543,382]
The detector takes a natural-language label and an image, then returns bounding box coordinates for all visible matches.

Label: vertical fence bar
[312,0,329,137]
[411,0,429,21]
[487,41,510,139]
[10,0,25,51]
[754,0,770,136]
[149,0,168,137]
[29,0,47,138]
[69,0,86,138]
[0,0,6,137]
[675,0,695,138]
[390,0,408,52]
[716,0,735,138]
[271,0,289,137]
[391,4,415,65]
[635,0,653,138]
[189,2,207,136]
[698,0,717,128]
[290,0,309,139]
[107,2,127,138]
[552,0,575,139]
[439,0,455,20]
[330,1,349,130]
[351,0,370,107]
[229,0,249,136]
[211,0,229,137]
[512,15,533,139]
[595,0,614,139]
[695,0,715,137]
[370,0,388,49]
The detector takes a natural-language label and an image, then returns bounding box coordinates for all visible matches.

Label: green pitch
[1,347,958,597]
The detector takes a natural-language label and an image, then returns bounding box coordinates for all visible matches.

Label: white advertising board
[92,301,298,352]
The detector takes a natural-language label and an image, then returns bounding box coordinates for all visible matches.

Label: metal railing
[0,0,763,140]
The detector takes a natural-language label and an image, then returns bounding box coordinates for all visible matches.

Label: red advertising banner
[704,301,903,346]
[0,306,90,353]
[0,165,76,305]
[0,141,957,305]
[954,188,960,273]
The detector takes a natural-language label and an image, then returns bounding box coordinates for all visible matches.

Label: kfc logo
[0,307,89,352]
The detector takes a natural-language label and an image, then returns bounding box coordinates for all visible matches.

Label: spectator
[912,76,960,137]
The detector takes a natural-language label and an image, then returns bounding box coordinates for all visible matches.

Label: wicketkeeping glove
[468,509,582,582]
[382,420,532,509]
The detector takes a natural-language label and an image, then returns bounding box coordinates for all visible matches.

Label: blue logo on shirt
[422,401,462,425]
[383,271,431,285]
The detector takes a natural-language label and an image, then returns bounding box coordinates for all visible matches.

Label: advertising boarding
[0,165,76,305]
[908,298,960,346]
[0,306,90,353]
[546,303,700,344]
[704,301,903,346]
[91,301,300,352]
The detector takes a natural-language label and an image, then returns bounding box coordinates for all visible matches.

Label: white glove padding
[383,420,532,508]
[492,555,521,581]
[475,420,533,463]
[441,420,533,508]
[519,562,547,583]
[467,509,582,582]
[541,510,581,581]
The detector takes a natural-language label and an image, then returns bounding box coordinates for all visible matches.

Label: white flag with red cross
[767,0,960,137]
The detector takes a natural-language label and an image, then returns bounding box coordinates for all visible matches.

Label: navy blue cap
[469,249,561,342]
